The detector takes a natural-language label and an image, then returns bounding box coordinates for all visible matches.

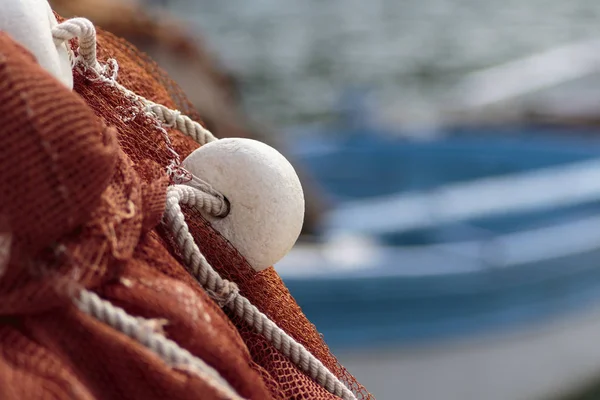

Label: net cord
[52,17,357,400]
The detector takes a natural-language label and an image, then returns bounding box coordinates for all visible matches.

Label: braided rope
[51,18,217,146]
[165,185,357,400]
[75,289,245,400]
[146,101,217,145]
[52,18,102,72]
[53,18,355,399]
[170,184,229,219]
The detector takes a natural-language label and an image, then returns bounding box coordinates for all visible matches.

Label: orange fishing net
[0,31,270,400]
[0,13,373,399]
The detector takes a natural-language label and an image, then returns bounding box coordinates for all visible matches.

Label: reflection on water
[162,0,600,126]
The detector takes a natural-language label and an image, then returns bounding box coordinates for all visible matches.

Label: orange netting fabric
[0,33,117,316]
[79,26,372,399]
[0,32,271,400]
[0,11,373,399]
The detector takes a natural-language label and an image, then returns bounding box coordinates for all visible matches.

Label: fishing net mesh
[0,14,372,400]
[0,30,272,400]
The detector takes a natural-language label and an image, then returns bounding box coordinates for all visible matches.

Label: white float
[183,138,305,271]
[0,0,73,88]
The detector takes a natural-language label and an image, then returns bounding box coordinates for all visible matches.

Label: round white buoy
[182,138,305,271]
[0,0,73,88]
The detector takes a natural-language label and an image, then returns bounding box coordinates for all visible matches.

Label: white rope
[51,18,217,146]
[53,18,355,399]
[165,185,357,400]
[52,18,102,73]
[171,184,229,219]
[75,289,245,400]
[146,101,218,145]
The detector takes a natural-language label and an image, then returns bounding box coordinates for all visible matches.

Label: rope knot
[208,281,239,308]
[167,164,193,185]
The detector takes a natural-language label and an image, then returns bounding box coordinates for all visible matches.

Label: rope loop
[53,17,356,400]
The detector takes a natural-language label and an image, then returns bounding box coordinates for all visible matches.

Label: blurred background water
[52,0,600,398]
[146,1,600,399]
[160,0,600,128]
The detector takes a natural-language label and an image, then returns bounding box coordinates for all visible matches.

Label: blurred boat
[278,126,600,399]
[444,38,600,128]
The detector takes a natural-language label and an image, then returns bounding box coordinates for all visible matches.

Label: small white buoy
[182,138,305,271]
[0,0,73,88]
